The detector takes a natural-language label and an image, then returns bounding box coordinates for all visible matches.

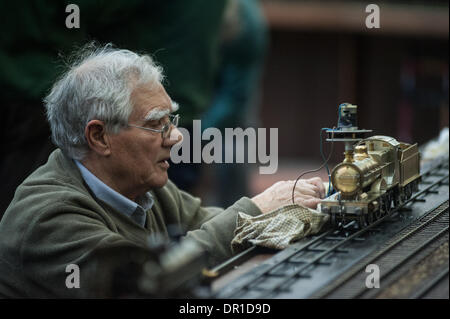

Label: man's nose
[163,127,183,147]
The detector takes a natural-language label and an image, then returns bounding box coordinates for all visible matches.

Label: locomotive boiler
[318,104,421,228]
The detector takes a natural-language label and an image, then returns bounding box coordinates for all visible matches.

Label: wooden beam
[261,1,449,38]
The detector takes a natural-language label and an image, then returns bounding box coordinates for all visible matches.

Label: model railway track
[214,158,449,299]
[409,267,449,299]
[315,202,448,298]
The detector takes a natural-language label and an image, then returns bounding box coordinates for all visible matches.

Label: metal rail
[313,201,448,298]
[213,229,335,297]
[207,246,258,277]
[409,267,449,299]
[355,219,448,298]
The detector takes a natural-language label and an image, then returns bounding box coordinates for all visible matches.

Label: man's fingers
[294,195,321,209]
[304,198,321,209]
[293,180,322,198]
[294,194,321,209]
[294,184,317,197]
[254,179,324,213]
[306,177,325,198]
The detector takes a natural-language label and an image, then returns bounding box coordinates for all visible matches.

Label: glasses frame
[128,114,179,139]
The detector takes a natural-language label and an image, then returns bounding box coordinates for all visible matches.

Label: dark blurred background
[0,0,448,216]
[247,0,448,197]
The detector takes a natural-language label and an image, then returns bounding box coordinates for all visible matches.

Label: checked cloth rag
[231,204,330,253]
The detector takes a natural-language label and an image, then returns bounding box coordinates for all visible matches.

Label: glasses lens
[172,114,179,127]
[162,115,179,139]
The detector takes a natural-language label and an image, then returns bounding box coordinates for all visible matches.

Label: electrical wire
[320,128,332,196]
[291,127,336,204]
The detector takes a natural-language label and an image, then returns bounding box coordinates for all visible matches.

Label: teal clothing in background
[0,0,228,215]
[0,0,227,123]
[202,0,268,130]
[199,0,268,208]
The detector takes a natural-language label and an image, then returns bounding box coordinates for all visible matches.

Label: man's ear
[85,120,111,156]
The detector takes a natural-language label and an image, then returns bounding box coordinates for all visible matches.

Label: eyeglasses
[128,114,180,139]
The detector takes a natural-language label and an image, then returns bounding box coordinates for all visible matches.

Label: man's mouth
[158,158,170,169]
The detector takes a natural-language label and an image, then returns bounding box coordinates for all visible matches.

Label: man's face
[107,82,179,198]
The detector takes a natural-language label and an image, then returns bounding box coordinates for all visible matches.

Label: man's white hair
[44,43,164,160]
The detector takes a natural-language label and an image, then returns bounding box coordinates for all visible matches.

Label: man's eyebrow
[171,101,179,112]
[143,100,180,121]
[144,108,170,121]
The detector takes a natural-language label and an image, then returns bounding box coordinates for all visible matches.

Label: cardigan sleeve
[161,180,262,265]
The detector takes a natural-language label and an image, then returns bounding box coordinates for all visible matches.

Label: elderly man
[0,44,324,298]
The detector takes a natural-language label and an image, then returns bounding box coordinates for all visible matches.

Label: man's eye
[158,117,170,126]
[145,116,169,128]
[146,120,161,128]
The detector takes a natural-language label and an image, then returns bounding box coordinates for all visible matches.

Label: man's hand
[251,177,325,214]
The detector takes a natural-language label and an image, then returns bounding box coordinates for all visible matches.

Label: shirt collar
[74,160,153,226]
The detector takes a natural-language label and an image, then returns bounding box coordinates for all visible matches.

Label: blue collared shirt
[75,160,154,227]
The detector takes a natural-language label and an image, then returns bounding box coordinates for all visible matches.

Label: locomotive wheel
[375,206,382,219]
[367,211,374,225]
[394,192,402,207]
[387,194,393,213]
[340,214,346,226]
[382,195,392,215]
[358,216,367,228]
[414,180,419,192]
[405,185,412,199]
[331,214,336,227]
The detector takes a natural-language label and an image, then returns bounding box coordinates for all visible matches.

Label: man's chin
[150,174,169,189]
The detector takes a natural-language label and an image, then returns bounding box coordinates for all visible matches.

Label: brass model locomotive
[319,104,421,228]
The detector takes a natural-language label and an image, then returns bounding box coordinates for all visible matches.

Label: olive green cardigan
[0,149,261,297]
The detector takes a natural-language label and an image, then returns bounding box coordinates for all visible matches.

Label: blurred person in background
[200,0,268,207]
